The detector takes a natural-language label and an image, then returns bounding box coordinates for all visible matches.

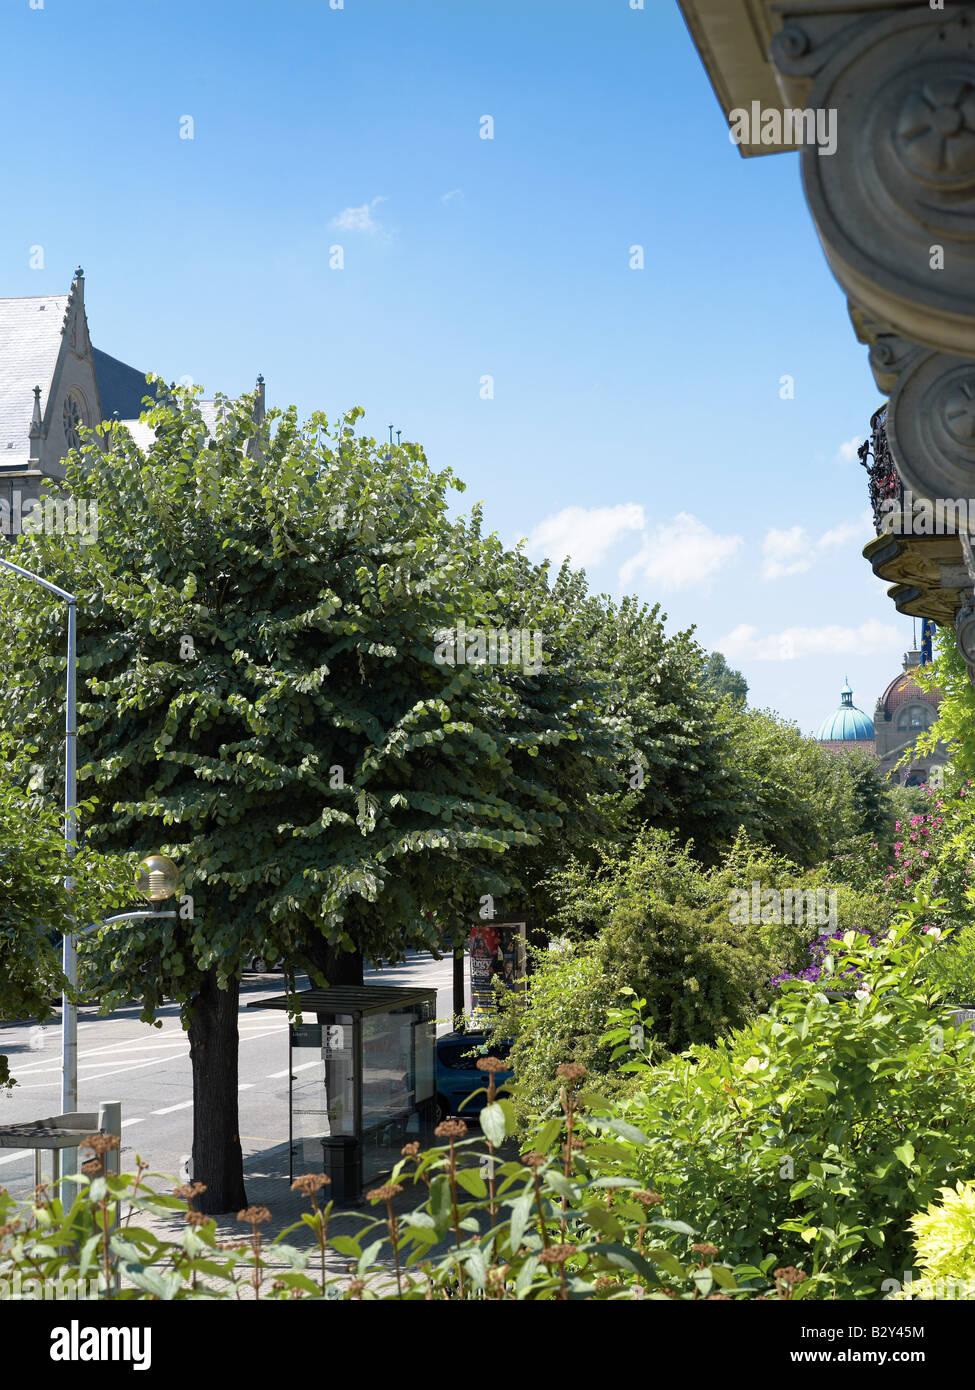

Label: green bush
[538,828,876,1061]
[921,925,975,1007]
[895,1181,975,1300]
[609,910,975,1298]
[489,942,637,1123]
[596,894,774,1054]
[0,1068,793,1301]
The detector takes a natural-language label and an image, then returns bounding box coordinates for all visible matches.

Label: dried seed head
[80,1133,120,1157]
[706,1293,730,1300]
[475,1056,507,1073]
[537,1243,575,1265]
[291,1173,331,1196]
[434,1119,468,1140]
[773,1266,806,1285]
[184,1210,209,1227]
[520,1151,547,1169]
[633,1190,664,1208]
[692,1242,719,1258]
[348,1278,366,1298]
[367,1184,403,1203]
[237,1205,271,1225]
[173,1181,208,1202]
[556,1062,587,1084]
[81,1158,103,1177]
[401,1141,421,1158]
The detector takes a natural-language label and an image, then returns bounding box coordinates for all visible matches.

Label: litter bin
[321,1135,361,1205]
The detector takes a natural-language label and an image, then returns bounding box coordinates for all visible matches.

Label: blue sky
[0,0,912,734]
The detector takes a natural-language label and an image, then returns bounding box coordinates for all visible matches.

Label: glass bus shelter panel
[360,1006,421,1185]
[290,1017,355,1168]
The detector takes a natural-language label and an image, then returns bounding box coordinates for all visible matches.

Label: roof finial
[74,265,84,281]
[247,375,266,462]
[29,385,42,437]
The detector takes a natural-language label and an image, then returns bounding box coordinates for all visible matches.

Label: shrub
[489,942,628,1123]
[0,1069,793,1301]
[596,895,774,1054]
[610,912,975,1298]
[895,1181,975,1300]
[542,828,865,1059]
[921,925,975,1007]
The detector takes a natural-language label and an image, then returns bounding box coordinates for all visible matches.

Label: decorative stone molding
[886,350,975,514]
[776,6,975,358]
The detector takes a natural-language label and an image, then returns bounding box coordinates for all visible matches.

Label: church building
[0,268,149,514]
[814,649,948,786]
[0,268,258,529]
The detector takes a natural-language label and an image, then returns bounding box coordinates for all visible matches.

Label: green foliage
[498,829,881,1121]
[489,943,629,1122]
[723,708,894,867]
[0,735,131,1084]
[700,650,748,706]
[613,912,975,1298]
[922,926,975,1007]
[0,384,623,1014]
[559,594,746,868]
[896,1181,975,1300]
[0,1075,795,1301]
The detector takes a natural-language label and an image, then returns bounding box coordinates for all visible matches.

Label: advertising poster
[469,920,527,1018]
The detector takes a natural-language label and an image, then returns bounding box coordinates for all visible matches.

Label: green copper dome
[815,681,875,742]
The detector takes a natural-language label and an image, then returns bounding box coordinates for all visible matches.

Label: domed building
[873,649,946,786]
[813,649,947,786]
[814,682,875,754]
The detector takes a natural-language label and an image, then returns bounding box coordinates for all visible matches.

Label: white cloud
[760,513,870,580]
[761,525,811,580]
[718,619,900,663]
[525,503,645,570]
[619,512,743,592]
[441,188,462,204]
[837,435,864,462]
[330,196,388,235]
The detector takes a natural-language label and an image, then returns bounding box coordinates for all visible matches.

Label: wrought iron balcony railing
[858,405,904,535]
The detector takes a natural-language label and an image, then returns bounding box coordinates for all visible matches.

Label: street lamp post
[0,555,79,1115]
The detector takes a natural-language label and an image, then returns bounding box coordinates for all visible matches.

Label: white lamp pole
[0,556,78,1114]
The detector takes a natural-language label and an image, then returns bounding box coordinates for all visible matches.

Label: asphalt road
[0,951,456,1197]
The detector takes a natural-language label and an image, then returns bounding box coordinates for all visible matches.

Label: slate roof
[0,295,67,461]
[118,400,221,453]
[93,348,152,422]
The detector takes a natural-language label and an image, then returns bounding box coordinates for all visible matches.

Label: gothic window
[62,389,88,450]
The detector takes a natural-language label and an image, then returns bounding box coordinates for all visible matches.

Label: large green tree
[0,383,622,1210]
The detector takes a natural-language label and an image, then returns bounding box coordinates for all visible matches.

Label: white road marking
[267,1060,320,1079]
[0,1150,32,1167]
[122,1118,145,1128]
[238,1083,254,1091]
[152,1101,193,1115]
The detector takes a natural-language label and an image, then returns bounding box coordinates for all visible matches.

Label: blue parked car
[435,1031,512,1124]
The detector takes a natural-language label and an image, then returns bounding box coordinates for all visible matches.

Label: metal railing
[858,405,904,535]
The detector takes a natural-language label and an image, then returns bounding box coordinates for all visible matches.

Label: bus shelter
[250,985,437,1203]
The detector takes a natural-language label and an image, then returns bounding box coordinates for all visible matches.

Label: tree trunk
[188,967,248,1214]
[304,939,364,987]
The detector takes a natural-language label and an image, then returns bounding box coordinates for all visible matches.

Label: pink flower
[922,850,930,858]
